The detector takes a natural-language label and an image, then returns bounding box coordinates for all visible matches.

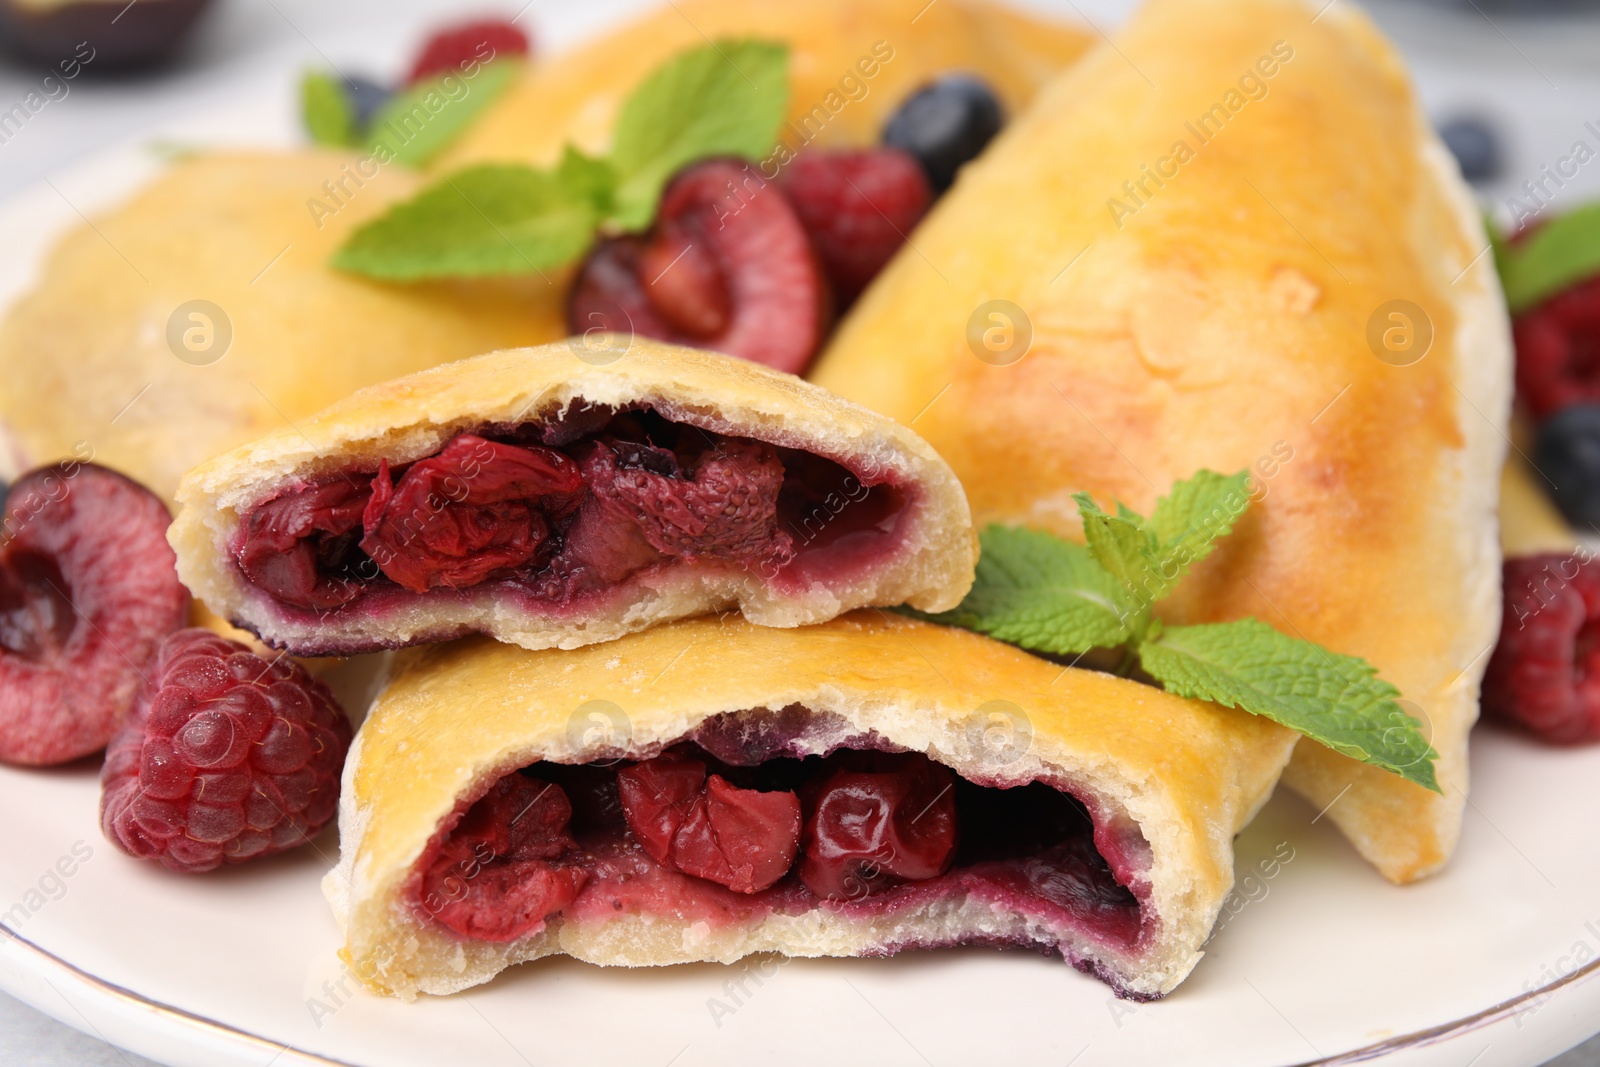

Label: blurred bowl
[0,0,214,70]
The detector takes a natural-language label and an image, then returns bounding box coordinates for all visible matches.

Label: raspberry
[780,149,933,304]
[567,158,830,375]
[1513,275,1600,419]
[1483,553,1600,743]
[407,19,530,85]
[578,439,794,565]
[0,463,188,766]
[100,628,353,873]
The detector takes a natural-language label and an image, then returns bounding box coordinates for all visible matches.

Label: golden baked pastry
[434,0,1091,172]
[170,339,976,655]
[0,151,559,500]
[326,612,1295,1000]
[810,0,1511,883]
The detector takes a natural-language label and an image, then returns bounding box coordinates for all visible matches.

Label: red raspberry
[1483,553,1600,743]
[100,628,353,873]
[779,149,932,304]
[1513,275,1600,419]
[407,19,530,84]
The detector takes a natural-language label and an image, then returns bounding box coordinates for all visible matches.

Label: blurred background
[1,0,1598,1064]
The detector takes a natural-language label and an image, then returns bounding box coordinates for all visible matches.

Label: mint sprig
[299,62,521,167]
[331,165,601,279]
[1493,202,1600,314]
[925,471,1440,792]
[330,40,790,282]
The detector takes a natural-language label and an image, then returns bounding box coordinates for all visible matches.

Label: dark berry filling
[405,709,1144,953]
[232,408,909,624]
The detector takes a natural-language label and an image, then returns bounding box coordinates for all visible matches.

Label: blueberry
[343,75,394,132]
[1536,404,1600,530]
[1437,115,1502,183]
[882,75,1003,194]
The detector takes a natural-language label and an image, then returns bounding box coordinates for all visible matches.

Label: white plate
[3,9,1600,1067]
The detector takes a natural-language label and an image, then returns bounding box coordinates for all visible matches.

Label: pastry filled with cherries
[328,614,1295,1001]
[169,341,976,656]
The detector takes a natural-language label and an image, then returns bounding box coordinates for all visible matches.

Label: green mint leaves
[1137,620,1437,786]
[300,62,521,167]
[607,39,788,229]
[329,40,790,282]
[932,526,1132,655]
[927,471,1440,792]
[330,164,603,279]
[1494,202,1600,315]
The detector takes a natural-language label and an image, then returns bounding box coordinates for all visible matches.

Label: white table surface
[2,0,1600,1063]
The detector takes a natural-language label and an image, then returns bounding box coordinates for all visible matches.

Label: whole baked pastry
[325,612,1296,1001]
[169,340,976,654]
[810,0,1511,884]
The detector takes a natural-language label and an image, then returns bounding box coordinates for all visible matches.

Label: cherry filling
[233,409,909,623]
[360,435,585,594]
[405,712,1145,956]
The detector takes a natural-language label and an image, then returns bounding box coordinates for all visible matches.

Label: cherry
[798,754,958,900]
[360,434,584,594]
[417,773,585,943]
[567,159,830,375]
[0,463,188,766]
[236,476,373,611]
[617,753,801,894]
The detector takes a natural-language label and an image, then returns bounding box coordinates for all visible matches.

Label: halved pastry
[169,340,975,655]
[810,0,1511,883]
[325,612,1295,1000]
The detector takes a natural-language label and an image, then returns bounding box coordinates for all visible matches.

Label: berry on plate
[407,18,530,84]
[0,463,188,766]
[881,75,1004,194]
[1483,553,1600,744]
[780,149,932,304]
[100,628,353,873]
[1514,275,1600,420]
[1534,403,1600,529]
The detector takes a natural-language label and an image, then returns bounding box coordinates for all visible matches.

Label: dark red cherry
[617,753,801,894]
[567,158,830,375]
[798,754,958,900]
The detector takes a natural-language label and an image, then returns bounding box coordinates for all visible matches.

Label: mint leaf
[925,526,1133,655]
[1497,202,1600,314]
[302,71,357,147]
[330,164,599,280]
[1138,619,1440,791]
[608,39,788,230]
[367,59,521,168]
[1073,492,1163,614]
[1148,469,1251,582]
[556,145,617,216]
